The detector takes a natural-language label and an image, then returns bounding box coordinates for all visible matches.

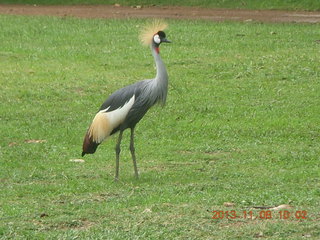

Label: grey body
[82,30,170,180]
[100,46,168,134]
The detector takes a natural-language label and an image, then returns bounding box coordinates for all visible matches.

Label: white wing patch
[88,95,135,143]
[107,95,135,130]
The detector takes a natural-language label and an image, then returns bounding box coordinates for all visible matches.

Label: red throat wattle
[155,47,160,54]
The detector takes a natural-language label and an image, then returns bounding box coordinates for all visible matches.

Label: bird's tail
[82,110,112,156]
[82,131,100,156]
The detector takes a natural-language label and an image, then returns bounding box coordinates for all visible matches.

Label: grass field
[0,14,319,239]
[1,0,320,11]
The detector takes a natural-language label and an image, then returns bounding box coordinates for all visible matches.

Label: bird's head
[152,31,171,46]
[140,20,171,53]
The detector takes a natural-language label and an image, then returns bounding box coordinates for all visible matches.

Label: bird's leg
[130,128,139,179]
[115,130,123,181]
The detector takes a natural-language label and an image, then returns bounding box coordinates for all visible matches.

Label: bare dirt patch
[0,4,320,23]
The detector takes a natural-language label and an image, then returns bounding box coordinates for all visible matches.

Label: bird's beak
[162,38,171,43]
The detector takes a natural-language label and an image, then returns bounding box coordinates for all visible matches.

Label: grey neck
[150,43,168,105]
[151,44,168,83]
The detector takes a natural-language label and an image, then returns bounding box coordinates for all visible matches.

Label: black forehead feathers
[157,31,166,38]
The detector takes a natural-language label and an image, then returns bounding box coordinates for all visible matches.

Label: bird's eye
[153,34,161,44]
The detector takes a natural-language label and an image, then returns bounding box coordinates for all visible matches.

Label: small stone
[142,208,152,213]
[223,202,236,207]
[69,159,85,163]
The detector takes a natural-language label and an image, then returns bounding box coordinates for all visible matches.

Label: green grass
[0,15,319,239]
[1,0,320,11]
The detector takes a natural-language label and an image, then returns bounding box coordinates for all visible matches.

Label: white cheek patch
[153,34,161,44]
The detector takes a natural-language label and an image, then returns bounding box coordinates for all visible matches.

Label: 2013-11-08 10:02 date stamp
[211,210,307,220]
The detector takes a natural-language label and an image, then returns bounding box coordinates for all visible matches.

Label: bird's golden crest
[140,19,168,46]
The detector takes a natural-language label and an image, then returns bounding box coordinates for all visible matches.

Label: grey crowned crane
[82,21,171,180]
